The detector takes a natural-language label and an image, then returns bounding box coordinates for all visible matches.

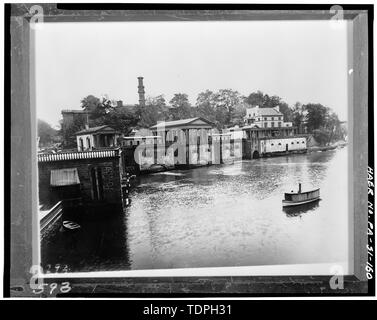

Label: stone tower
[137,77,145,107]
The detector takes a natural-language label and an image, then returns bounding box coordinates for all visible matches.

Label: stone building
[228,117,307,159]
[149,117,216,167]
[38,149,123,206]
[61,109,90,130]
[241,125,307,159]
[244,105,293,128]
[75,125,120,152]
[150,117,215,143]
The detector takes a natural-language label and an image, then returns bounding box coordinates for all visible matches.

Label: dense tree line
[37,119,59,147]
[56,90,346,148]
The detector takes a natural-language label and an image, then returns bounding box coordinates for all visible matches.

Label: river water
[41,147,350,273]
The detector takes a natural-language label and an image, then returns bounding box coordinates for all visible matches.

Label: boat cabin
[283,183,320,207]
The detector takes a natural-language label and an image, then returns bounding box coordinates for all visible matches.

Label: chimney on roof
[117,100,123,108]
[137,77,146,107]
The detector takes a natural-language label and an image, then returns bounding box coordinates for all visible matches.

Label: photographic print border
[5,3,374,297]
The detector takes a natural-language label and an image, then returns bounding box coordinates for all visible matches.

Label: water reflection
[283,199,320,217]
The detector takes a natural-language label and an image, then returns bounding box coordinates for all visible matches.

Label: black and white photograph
[37,17,352,275]
[5,3,374,299]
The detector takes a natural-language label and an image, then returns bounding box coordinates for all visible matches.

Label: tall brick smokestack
[137,77,145,107]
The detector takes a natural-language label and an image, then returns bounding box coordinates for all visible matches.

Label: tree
[277,102,293,122]
[212,89,243,128]
[136,95,167,128]
[93,95,115,120]
[169,93,193,120]
[60,116,86,149]
[244,91,265,107]
[213,89,243,113]
[147,95,167,109]
[38,119,58,146]
[304,103,329,132]
[312,127,332,146]
[261,94,281,109]
[229,103,247,127]
[325,111,345,142]
[98,107,139,133]
[195,90,217,123]
[81,94,115,120]
[245,91,292,122]
[80,95,101,112]
[292,102,305,132]
[195,89,244,128]
[215,89,246,127]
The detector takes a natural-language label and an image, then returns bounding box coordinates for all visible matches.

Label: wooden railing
[38,148,120,162]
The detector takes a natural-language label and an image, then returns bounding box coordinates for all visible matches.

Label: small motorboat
[282,183,320,207]
[62,220,81,231]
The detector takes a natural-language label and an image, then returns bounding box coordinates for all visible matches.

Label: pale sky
[35,20,351,127]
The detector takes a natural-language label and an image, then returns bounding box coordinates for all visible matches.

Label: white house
[75,125,120,152]
[244,105,292,128]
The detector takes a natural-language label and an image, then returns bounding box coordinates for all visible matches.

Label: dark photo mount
[5,3,374,297]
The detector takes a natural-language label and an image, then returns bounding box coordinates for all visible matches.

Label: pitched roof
[247,107,282,116]
[75,125,117,135]
[257,108,282,116]
[150,117,214,129]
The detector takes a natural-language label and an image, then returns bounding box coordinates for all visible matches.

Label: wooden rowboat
[62,220,81,230]
[282,183,320,207]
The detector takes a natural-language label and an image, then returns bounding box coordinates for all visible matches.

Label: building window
[271,143,274,146]
[297,141,299,144]
[278,122,281,127]
[302,141,305,143]
[86,137,91,150]
[79,138,84,151]
[264,117,267,121]
[264,122,267,128]
[278,143,281,146]
[291,142,294,144]
[271,122,275,127]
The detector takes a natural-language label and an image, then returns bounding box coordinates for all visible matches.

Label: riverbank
[307,141,347,153]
